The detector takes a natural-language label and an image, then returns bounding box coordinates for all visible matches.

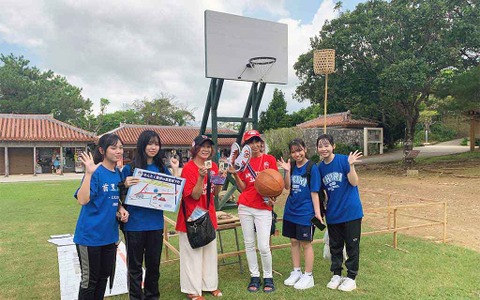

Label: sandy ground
[357,161,480,252]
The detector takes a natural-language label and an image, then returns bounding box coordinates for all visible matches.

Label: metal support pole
[33,146,37,176]
[323,74,328,134]
[4,147,9,177]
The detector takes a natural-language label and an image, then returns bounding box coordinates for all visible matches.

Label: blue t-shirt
[283,161,321,226]
[73,165,121,246]
[318,154,363,224]
[121,164,171,231]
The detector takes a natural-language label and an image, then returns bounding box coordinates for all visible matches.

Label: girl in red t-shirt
[230,130,278,293]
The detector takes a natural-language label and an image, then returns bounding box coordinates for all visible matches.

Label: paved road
[359,139,471,164]
[0,172,84,183]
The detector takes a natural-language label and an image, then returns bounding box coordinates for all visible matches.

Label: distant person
[121,130,179,300]
[176,135,223,300]
[277,138,323,290]
[229,130,278,293]
[54,156,61,174]
[316,134,363,292]
[73,133,129,300]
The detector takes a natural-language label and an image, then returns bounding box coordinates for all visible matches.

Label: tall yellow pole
[324,74,328,134]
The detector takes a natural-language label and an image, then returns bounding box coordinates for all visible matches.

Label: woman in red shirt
[176,135,223,300]
[230,130,278,293]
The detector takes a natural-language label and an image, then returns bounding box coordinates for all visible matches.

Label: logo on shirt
[322,172,343,191]
[291,175,307,193]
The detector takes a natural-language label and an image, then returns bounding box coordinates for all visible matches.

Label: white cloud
[0,0,338,122]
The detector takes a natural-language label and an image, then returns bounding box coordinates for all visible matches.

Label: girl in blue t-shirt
[121,130,179,299]
[278,139,323,290]
[316,134,363,293]
[74,133,129,300]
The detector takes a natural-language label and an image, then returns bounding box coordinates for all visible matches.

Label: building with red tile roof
[106,124,237,166]
[0,114,96,176]
[297,111,383,156]
[296,111,377,129]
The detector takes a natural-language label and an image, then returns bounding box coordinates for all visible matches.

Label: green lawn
[1,180,479,299]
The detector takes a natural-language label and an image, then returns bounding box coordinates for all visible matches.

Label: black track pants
[328,218,362,279]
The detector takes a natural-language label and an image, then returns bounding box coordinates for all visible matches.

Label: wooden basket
[313,49,335,75]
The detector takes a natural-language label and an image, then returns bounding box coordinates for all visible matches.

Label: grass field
[1,180,479,299]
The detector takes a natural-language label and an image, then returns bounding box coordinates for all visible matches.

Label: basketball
[254,169,285,197]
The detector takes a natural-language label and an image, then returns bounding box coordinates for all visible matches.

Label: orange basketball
[254,169,285,197]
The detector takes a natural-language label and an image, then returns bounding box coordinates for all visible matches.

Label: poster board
[124,168,185,212]
[55,238,128,299]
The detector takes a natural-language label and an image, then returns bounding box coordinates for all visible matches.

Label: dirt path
[358,161,480,252]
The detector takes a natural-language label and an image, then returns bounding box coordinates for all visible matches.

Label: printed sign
[125,168,185,212]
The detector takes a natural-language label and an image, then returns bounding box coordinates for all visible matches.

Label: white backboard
[205,10,288,84]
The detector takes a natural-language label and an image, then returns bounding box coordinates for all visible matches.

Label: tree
[258,88,291,132]
[294,0,479,150]
[435,66,480,112]
[289,104,324,126]
[0,54,93,124]
[133,94,195,126]
[97,109,141,134]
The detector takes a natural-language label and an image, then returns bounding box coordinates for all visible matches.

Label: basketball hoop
[237,56,276,82]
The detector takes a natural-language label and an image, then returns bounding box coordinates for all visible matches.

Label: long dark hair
[93,134,124,164]
[133,130,165,170]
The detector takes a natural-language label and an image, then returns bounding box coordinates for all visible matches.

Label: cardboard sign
[125,168,185,212]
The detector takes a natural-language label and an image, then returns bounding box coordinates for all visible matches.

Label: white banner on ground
[56,241,128,299]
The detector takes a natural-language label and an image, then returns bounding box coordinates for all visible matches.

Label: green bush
[264,127,304,159]
[414,123,457,145]
[460,138,480,146]
[334,142,363,155]
[308,153,320,163]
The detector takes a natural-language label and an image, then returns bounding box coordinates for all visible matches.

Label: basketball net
[249,57,276,83]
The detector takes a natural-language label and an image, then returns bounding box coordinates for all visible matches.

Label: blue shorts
[282,219,315,241]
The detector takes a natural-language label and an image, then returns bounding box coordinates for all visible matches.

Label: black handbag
[182,171,216,249]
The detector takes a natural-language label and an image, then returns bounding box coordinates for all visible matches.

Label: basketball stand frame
[199,78,267,210]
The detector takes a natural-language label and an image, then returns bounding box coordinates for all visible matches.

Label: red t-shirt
[176,160,219,232]
[237,154,278,211]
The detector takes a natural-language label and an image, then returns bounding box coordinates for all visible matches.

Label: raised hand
[78,151,100,174]
[348,150,363,165]
[277,157,291,172]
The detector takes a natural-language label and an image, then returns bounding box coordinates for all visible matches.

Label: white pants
[238,204,273,278]
[179,232,218,296]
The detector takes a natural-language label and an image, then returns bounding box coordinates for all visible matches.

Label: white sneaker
[326,275,343,290]
[293,274,314,290]
[284,271,302,286]
[338,277,357,292]
[234,145,251,172]
[227,143,240,167]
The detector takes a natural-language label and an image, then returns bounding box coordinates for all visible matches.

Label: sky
[0,0,365,124]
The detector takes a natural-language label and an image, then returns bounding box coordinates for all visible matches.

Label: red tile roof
[296,111,377,129]
[0,114,96,142]
[107,124,237,147]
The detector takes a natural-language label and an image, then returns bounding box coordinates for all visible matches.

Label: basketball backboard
[204,10,288,84]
